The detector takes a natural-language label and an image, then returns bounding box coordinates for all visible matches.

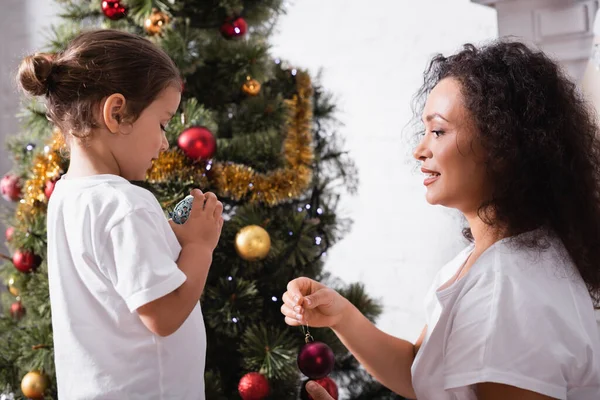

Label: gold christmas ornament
[7,275,19,297]
[235,225,271,261]
[21,370,49,399]
[145,8,170,35]
[242,76,261,96]
[16,129,65,222]
[146,71,314,207]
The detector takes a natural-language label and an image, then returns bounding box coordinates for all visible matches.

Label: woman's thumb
[305,381,334,400]
[304,288,333,309]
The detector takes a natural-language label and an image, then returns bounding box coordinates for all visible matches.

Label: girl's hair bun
[18,53,55,96]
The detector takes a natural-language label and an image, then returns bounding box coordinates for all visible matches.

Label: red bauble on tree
[5,226,15,242]
[45,179,57,200]
[178,126,217,161]
[220,16,248,39]
[101,0,127,20]
[298,341,335,379]
[11,301,25,320]
[12,250,41,273]
[238,372,269,400]
[1,173,22,202]
[301,377,339,400]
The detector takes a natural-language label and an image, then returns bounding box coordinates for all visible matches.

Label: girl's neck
[65,136,121,179]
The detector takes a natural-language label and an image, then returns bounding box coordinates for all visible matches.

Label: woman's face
[413,77,489,215]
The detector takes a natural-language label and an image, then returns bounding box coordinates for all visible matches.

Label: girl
[18,29,222,399]
[284,40,600,400]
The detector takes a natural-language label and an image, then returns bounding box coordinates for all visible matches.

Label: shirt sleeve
[101,208,186,312]
[442,270,569,399]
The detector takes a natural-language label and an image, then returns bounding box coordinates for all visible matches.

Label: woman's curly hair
[413,39,600,306]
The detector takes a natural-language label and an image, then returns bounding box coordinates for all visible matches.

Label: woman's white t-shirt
[411,232,600,399]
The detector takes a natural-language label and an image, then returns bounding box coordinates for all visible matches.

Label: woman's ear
[102,93,127,134]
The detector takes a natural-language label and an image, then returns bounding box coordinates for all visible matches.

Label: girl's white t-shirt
[411,232,600,400]
[47,174,206,399]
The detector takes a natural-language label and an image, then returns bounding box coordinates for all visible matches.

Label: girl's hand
[169,189,223,251]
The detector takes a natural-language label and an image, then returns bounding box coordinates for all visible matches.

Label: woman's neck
[464,211,508,254]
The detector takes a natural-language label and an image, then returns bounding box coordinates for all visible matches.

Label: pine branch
[164,97,217,145]
[239,323,297,380]
[203,277,262,337]
[338,283,383,323]
[216,128,284,172]
[59,1,98,20]
[44,23,81,53]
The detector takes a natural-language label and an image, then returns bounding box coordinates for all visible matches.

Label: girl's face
[413,77,489,215]
[112,85,180,181]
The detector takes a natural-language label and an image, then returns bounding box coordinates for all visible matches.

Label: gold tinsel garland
[16,130,65,221]
[146,148,208,188]
[147,71,314,207]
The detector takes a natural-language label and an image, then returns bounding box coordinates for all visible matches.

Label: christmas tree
[0,1,402,399]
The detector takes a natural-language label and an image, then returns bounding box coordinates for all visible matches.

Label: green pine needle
[239,323,298,380]
[203,277,262,337]
[338,283,383,323]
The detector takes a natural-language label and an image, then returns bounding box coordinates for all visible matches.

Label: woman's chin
[424,190,441,205]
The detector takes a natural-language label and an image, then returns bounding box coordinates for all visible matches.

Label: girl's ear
[102,93,127,134]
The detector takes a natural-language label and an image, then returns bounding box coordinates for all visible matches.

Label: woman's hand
[281,277,349,329]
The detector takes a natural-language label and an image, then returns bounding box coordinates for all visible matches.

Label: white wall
[0,0,60,256]
[270,0,498,341]
[0,1,28,255]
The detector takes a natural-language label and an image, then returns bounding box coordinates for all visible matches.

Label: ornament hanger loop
[301,323,314,343]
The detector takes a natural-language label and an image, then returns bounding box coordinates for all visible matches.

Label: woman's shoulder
[489,230,580,283]
[466,230,594,321]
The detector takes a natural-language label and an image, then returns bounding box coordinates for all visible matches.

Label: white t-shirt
[47,174,206,400]
[411,232,600,399]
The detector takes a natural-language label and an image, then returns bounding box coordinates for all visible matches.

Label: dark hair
[412,39,600,305]
[17,29,182,139]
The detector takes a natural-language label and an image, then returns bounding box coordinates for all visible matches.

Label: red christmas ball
[1,173,22,202]
[44,179,57,200]
[12,250,40,273]
[297,341,335,379]
[177,126,217,161]
[10,301,25,320]
[238,372,269,400]
[301,377,339,400]
[220,16,248,39]
[5,226,15,242]
[101,0,127,20]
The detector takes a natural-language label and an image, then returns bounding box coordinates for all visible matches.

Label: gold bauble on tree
[21,370,49,399]
[7,274,19,297]
[235,225,271,261]
[242,76,261,96]
[145,8,170,36]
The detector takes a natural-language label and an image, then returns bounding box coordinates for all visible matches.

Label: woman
[283,40,600,400]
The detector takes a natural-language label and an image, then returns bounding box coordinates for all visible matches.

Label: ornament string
[301,318,314,344]
[0,253,11,262]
